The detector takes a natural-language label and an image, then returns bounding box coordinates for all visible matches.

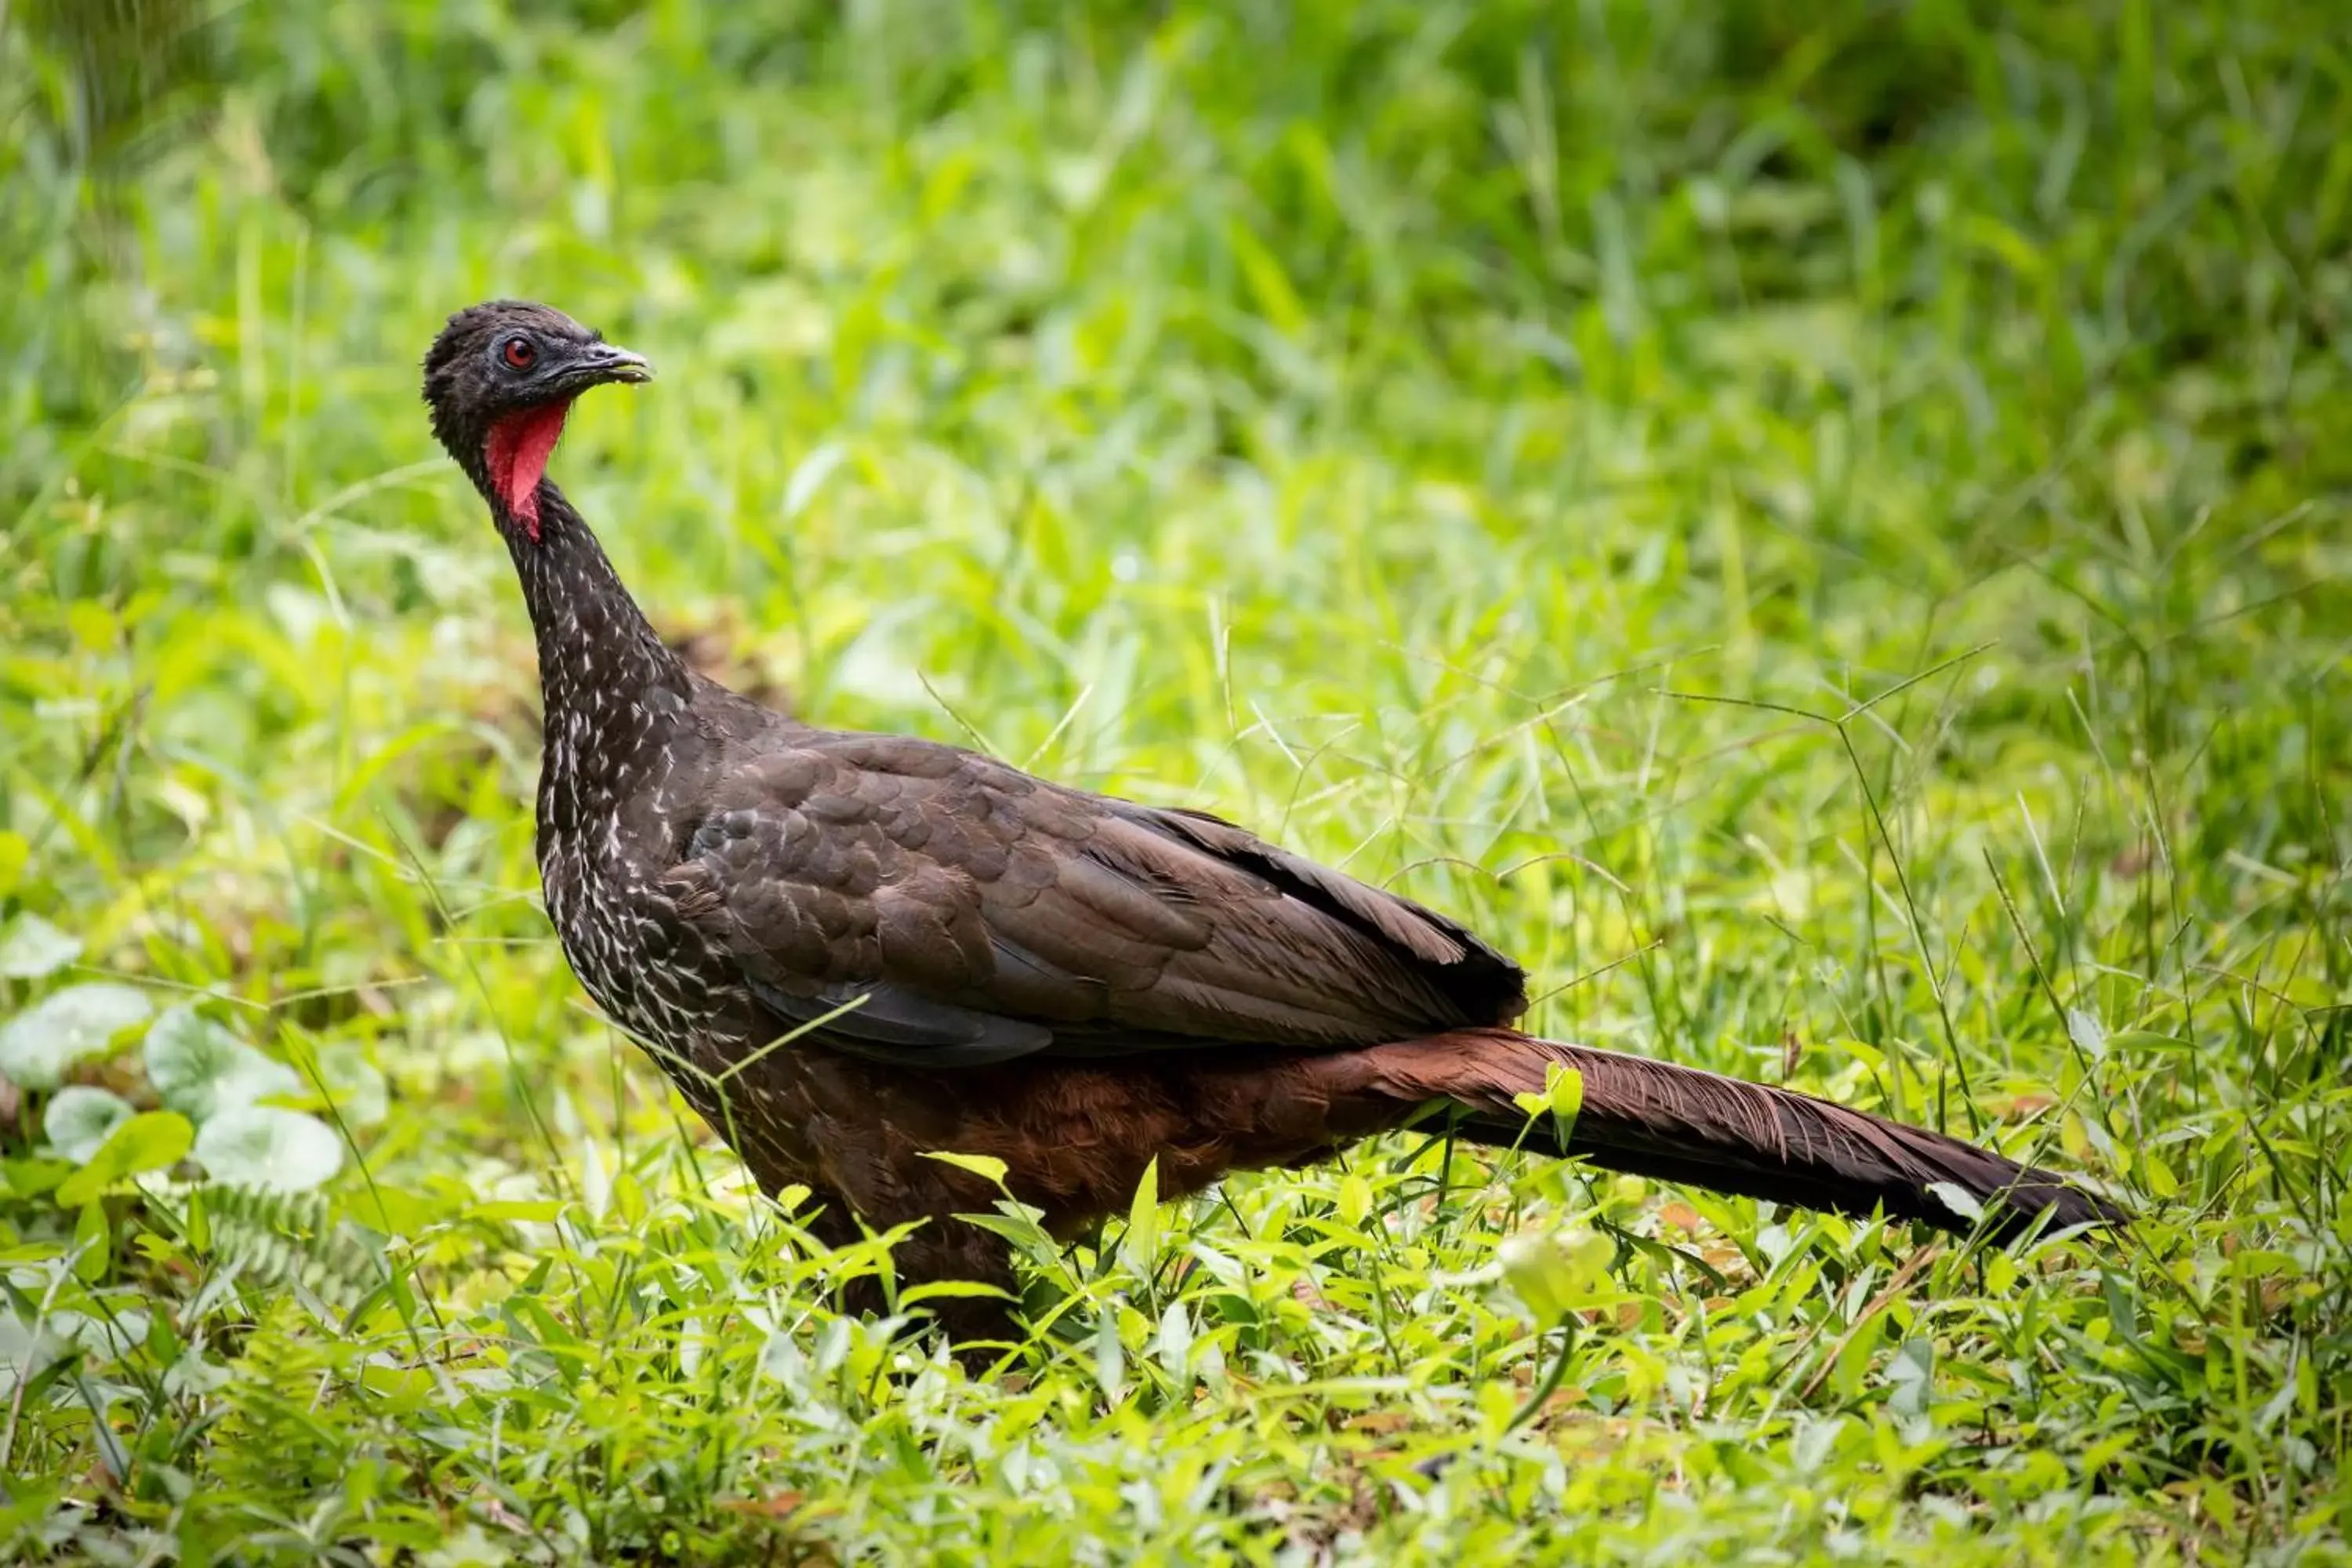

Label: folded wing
[662,730,1529,1067]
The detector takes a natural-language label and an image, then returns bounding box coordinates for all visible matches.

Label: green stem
[1502,1316,1577,1436]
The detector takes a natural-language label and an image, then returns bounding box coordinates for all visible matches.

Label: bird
[423,299,2120,1345]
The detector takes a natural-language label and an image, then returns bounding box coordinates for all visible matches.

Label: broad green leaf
[1885,1336,1936,1419]
[56,1111,196,1207]
[144,1005,301,1123]
[0,914,79,979]
[758,1327,807,1389]
[2,1155,74,1199]
[1985,1251,2019,1295]
[43,1084,132,1163]
[0,982,152,1087]
[0,832,27,898]
[960,1203,1062,1265]
[193,1106,344,1192]
[350,1185,437,1235]
[1337,1173,1372,1227]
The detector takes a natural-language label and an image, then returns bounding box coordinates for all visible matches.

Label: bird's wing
[661,730,1528,1068]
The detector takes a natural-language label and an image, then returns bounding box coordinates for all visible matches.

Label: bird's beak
[582,343,653,385]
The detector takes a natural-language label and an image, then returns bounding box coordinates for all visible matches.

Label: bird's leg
[784,1180,1024,1368]
[888,1214,1025,1368]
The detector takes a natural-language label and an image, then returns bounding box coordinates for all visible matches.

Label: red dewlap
[485,401,572,536]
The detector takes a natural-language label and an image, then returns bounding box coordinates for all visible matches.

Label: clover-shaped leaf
[0,983,152,1087]
[193,1105,344,1192]
[44,1085,134,1163]
[0,914,79,980]
[144,1005,301,1123]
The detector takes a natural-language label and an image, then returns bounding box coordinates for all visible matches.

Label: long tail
[1341,1028,2123,1241]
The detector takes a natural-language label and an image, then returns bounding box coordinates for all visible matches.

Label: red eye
[503,337,535,369]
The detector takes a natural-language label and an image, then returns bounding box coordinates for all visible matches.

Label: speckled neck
[503,482,691,843]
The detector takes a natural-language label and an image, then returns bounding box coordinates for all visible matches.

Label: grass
[2,0,2347,1560]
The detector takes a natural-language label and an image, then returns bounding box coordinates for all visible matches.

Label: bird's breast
[539,807,759,1068]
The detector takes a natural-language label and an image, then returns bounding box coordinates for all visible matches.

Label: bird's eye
[502,337,535,370]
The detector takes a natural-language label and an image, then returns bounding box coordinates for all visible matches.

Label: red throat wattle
[485,402,572,539]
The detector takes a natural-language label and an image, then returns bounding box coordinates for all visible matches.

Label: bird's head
[422,299,651,539]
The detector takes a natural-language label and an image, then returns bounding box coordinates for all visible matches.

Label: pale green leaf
[1227,220,1306,336]
[782,440,848,521]
[1926,1180,1987,1224]
[920,1149,1009,1189]
[0,982,152,1087]
[193,1106,344,1192]
[1122,1156,1160,1276]
[74,1200,109,1283]
[1498,1226,1613,1322]
[581,1135,612,1223]
[43,1084,132,1163]
[0,914,79,979]
[1094,1308,1125,1403]
[2066,1007,2108,1059]
[1543,1064,1584,1148]
[900,1279,1016,1305]
[144,1005,302,1123]
[1156,1298,1193,1380]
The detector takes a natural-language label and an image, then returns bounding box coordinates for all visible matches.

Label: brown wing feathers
[665,730,2116,1244]
[673,731,1527,1055]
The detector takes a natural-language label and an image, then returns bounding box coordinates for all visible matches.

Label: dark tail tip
[1414,1033,2129,1249]
[1969,1166,2131,1243]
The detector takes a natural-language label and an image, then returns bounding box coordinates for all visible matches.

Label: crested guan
[423,300,2120,1342]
